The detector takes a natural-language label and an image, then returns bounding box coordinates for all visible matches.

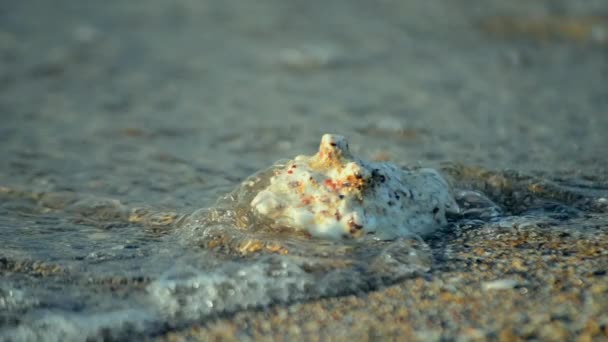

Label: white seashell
[251,134,459,239]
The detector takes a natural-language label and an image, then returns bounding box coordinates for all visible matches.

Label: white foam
[1,309,156,342]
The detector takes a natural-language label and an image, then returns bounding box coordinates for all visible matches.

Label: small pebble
[482,278,519,291]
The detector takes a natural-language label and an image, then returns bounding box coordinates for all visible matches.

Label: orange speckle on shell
[324,179,335,190]
[301,196,313,205]
[344,174,366,189]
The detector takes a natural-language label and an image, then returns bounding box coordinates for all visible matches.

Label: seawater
[2,162,606,341]
[0,170,433,341]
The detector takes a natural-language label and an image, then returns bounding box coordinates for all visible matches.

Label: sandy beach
[1,1,607,340]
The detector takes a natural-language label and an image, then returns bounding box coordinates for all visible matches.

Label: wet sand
[163,220,608,341]
[1,0,607,341]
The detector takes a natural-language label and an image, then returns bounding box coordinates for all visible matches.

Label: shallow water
[0,175,434,340]
[1,161,606,340]
[1,0,608,340]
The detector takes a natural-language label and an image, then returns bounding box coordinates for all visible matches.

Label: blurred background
[1,0,607,208]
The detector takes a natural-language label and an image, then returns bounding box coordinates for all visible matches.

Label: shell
[251,134,459,239]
